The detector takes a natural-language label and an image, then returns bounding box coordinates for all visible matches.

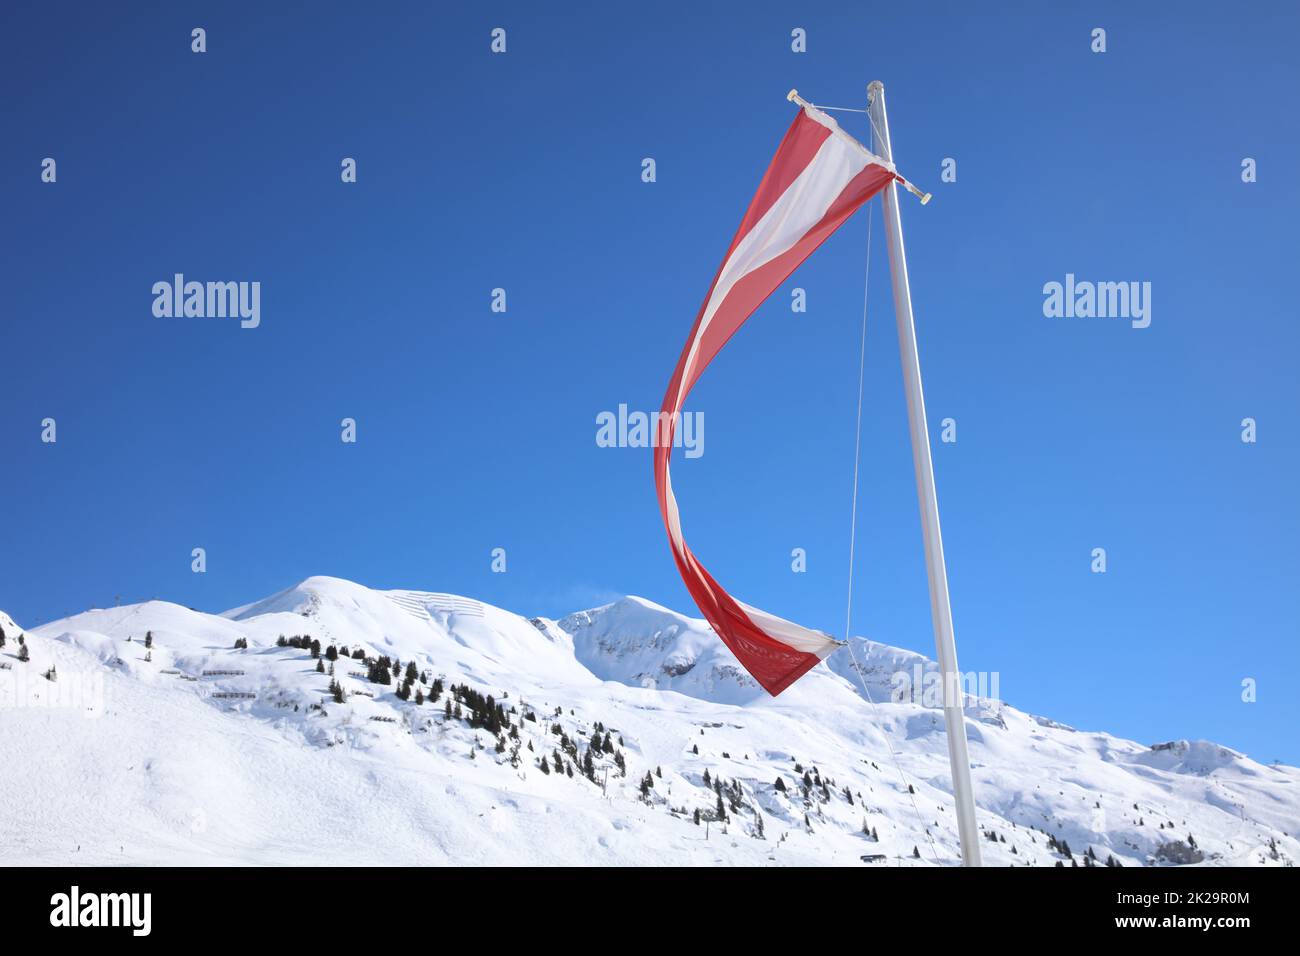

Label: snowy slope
[0,577,1295,867]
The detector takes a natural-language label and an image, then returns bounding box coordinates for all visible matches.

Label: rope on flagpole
[840,197,944,866]
[842,206,870,656]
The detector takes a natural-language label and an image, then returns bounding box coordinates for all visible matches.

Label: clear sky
[3,1,1297,764]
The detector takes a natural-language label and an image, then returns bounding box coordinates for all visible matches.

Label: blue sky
[3,2,1297,763]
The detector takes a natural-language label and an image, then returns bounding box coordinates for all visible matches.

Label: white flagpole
[867,80,982,867]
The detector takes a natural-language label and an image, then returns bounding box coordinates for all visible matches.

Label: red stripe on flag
[675,544,823,696]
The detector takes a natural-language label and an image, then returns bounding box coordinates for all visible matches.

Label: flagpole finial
[786,89,813,110]
[867,80,884,97]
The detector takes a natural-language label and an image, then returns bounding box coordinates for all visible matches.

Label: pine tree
[326,645,338,661]
[774,777,787,793]
[912,846,921,859]
[310,638,321,659]
[144,631,153,649]
[415,688,424,705]
[331,680,346,704]
[405,661,418,683]
[316,658,325,673]
[18,644,30,663]
[693,808,701,825]
[692,743,699,755]
[277,635,288,647]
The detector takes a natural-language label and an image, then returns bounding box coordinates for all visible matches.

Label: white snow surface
[0,577,1295,867]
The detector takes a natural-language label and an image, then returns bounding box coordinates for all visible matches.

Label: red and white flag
[654,101,900,696]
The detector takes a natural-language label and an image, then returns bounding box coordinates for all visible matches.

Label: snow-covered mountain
[0,576,1294,867]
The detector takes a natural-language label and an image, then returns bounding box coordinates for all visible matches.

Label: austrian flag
[654,100,901,696]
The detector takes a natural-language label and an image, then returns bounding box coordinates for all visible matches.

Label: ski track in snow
[0,581,1295,867]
